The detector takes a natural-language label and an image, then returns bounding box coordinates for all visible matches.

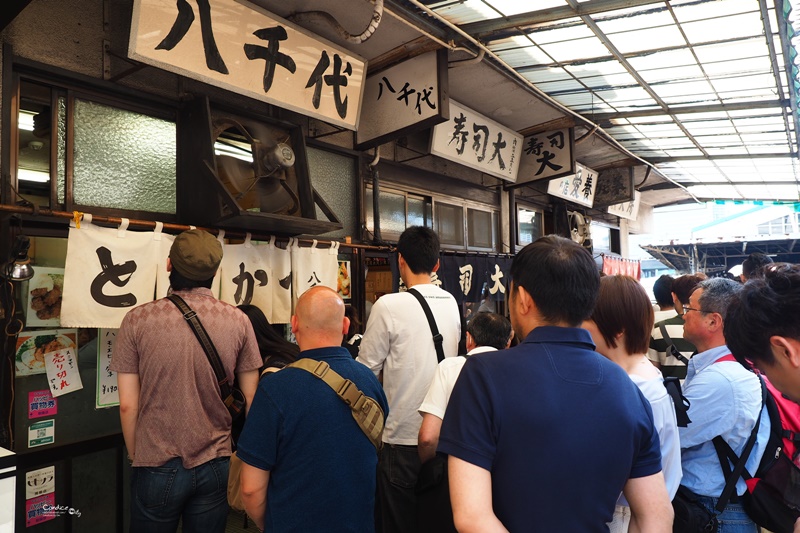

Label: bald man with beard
[237,287,388,533]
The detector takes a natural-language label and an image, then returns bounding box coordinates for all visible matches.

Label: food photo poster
[15,330,78,377]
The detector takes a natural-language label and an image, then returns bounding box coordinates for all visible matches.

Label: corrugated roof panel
[487,35,534,53]
[638,65,706,84]
[496,47,554,68]
[718,89,784,101]
[671,0,756,23]
[593,86,655,102]
[573,72,638,90]
[627,115,674,124]
[682,12,766,43]
[634,123,685,135]
[564,60,630,77]
[535,79,588,93]
[520,66,573,83]
[540,37,610,62]
[486,0,565,16]
[526,23,595,45]
[740,132,793,143]
[688,184,743,199]
[738,184,799,200]
[704,146,752,156]
[652,80,716,99]
[685,125,738,136]
[693,39,770,63]
[693,134,747,147]
[627,49,698,70]
[711,74,777,93]
[594,9,675,34]
[606,26,687,55]
[701,56,774,77]
[430,0,500,25]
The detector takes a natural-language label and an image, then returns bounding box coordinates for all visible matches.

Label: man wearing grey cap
[111,229,262,533]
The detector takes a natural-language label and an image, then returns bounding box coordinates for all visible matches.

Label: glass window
[436,202,464,246]
[306,146,356,238]
[365,186,432,238]
[467,208,493,248]
[517,206,543,246]
[72,99,176,213]
[408,195,431,227]
[16,81,57,207]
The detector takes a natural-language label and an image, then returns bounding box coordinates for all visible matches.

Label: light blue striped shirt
[679,345,771,497]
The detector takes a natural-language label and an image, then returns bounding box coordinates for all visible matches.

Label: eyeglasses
[682,305,705,314]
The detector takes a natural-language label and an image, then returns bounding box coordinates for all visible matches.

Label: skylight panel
[681,12,765,44]
[540,37,610,62]
[606,26,686,55]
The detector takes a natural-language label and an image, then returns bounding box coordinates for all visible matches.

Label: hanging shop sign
[438,255,512,310]
[430,100,523,182]
[61,218,160,329]
[355,49,449,150]
[608,191,642,221]
[594,166,635,208]
[129,0,366,130]
[514,128,575,186]
[546,162,598,208]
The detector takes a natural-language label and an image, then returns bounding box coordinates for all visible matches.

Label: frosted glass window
[436,202,464,247]
[408,196,431,228]
[365,187,407,236]
[306,146,356,239]
[467,208,494,249]
[73,99,176,213]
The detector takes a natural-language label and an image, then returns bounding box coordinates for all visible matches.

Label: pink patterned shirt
[111,288,261,468]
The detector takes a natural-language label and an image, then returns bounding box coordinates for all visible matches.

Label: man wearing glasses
[678,278,771,531]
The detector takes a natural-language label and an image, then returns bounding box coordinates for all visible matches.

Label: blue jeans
[130,456,230,533]
[695,495,758,533]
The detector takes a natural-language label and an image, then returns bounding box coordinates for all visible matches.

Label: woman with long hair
[582,275,682,532]
[237,304,299,370]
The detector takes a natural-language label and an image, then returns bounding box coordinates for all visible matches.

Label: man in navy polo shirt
[438,236,673,532]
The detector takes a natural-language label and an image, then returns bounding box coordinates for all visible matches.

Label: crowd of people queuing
[110,228,800,533]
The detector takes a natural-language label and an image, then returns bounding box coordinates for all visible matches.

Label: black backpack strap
[659,322,690,366]
[664,376,692,427]
[407,288,445,363]
[711,374,767,513]
[167,294,232,399]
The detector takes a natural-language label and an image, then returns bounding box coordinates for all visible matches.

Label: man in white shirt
[357,226,461,533]
[418,312,513,463]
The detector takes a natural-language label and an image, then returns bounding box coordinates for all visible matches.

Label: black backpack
[712,355,800,533]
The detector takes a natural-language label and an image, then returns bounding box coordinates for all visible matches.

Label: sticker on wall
[26,466,55,499]
[25,267,64,328]
[28,390,57,419]
[28,419,55,448]
[45,347,83,397]
[26,493,56,527]
[15,329,78,377]
[96,329,120,408]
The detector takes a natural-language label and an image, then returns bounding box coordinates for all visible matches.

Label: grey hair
[696,278,742,320]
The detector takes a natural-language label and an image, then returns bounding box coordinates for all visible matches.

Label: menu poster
[96,329,120,408]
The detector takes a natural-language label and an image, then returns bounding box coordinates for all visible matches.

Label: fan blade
[256,171,296,214]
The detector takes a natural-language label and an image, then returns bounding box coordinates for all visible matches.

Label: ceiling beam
[460,0,668,40]
[0,0,33,32]
[591,99,788,122]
